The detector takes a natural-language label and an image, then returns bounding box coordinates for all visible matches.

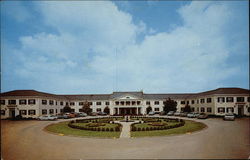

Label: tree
[63,104,72,113]
[104,106,110,114]
[163,98,177,113]
[183,104,192,113]
[82,101,92,115]
[146,106,152,114]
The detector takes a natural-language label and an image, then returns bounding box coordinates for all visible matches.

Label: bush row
[131,121,185,132]
[68,121,121,132]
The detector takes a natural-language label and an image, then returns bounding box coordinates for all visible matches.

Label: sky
[1,1,249,94]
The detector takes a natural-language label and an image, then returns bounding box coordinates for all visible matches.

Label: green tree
[104,106,110,114]
[146,106,152,114]
[183,104,192,112]
[63,103,72,113]
[82,101,92,115]
[163,98,177,113]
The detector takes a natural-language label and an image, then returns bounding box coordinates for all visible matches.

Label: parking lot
[1,116,250,159]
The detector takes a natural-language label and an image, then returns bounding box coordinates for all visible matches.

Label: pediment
[113,94,141,100]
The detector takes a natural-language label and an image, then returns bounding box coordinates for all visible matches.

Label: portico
[114,107,142,115]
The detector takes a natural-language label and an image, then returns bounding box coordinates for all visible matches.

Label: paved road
[1,117,250,159]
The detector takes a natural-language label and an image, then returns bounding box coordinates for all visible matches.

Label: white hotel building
[0,88,249,119]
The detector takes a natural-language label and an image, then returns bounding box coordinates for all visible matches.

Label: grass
[131,120,206,137]
[45,121,121,138]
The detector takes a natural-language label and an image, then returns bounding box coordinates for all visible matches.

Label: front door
[9,109,15,119]
[238,105,244,117]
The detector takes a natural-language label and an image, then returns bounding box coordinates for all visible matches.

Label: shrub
[110,128,114,132]
[146,127,149,131]
[115,126,120,132]
[106,128,110,131]
[138,127,141,131]
[142,128,145,131]
[102,128,105,131]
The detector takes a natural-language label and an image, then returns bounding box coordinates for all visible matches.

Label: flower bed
[131,117,185,131]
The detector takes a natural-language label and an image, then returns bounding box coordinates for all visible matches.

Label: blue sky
[1,1,249,94]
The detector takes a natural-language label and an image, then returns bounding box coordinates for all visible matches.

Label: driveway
[1,117,249,159]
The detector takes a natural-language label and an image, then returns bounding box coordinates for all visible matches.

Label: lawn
[131,120,206,137]
[45,121,121,138]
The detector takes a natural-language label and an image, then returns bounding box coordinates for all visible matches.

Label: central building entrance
[114,107,141,115]
[120,108,136,115]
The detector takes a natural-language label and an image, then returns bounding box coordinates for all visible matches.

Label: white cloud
[7,1,240,94]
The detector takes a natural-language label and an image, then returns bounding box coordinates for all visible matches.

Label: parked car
[64,113,75,118]
[90,112,97,116]
[167,111,175,116]
[148,111,155,115]
[197,113,208,119]
[180,112,188,117]
[174,112,181,116]
[78,112,87,117]
[159,111,166,115]
[38,115,57,121]
[56,113,66,119]
[187,112,196,118]
[223,113,235,121]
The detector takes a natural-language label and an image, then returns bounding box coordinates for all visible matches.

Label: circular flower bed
[68,117,122,132]
[131,117,185,131]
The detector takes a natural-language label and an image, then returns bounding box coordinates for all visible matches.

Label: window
[132,101,136,105]
[126,101,130,105]
[226,97,234,103]
[154,108,159,111]
[186,101,189,104]
[121,101,124,105]
[191,100,195,104]
[19,99,27,105]
[28,99,36,105]
[70,102,75,106]
[115,101,119,105]
[97,108,101,112]
[79,109,83,112]
[236,97,245,102]
[49,109,54,114]
[197,108,199,112]
[181,108,184,112]
[96,102,101,105]
[49,100,54,105]
[66,102,69,105]
[191,107,195,112]
[181,101,185,104]
[146,101,150,105]
[105,102,110,105]
[79,102,84,105]
[137,101,141,105]
[55,109,58,113]
[42,100,47,105]
[207,98,212,103]
[60,109,63,113]
[197,100,199,104]
[126,97,130,99]
[200,99,205,103]
[71,109,75,112]
[217,97,225,103]
[89,102,93,105]
[0,100,5,105]
[60,101,64,106]
[1,110,5,115]
[248,107,250,113]
[218,107,225,113]
[56,101,58,105]
[8,100,16,105]
[207,108,212,113]
[20,110,27,115]
[42,109,47,115]
[201,107,205,112]
[28,110,36,115]
[226,107,234,113]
